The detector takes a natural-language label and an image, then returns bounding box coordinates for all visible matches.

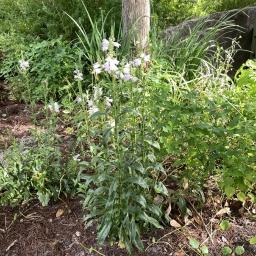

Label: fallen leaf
[56,209,64,218]
[216,207,230,216]
[183,178,189,190]
[165,202,172,217]
[170,219,182,228]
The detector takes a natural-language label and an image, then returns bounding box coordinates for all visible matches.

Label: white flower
[93,86,103,100]
[113,41,121,48]
[133,58,142,67]
[87,99,99,116]
[75,96,82,103]
[108,119,115,128]
[123,73,138,82]
[115,70,124,80]
[73,154,81,162]
[105,97,113,107]
[131,76,139,82]
[103,56,119,73]
[123,63,130,75]
[124,73,133,81]
[19,60,29,71]
[140,53,150,62]
[88,105,99,116]
[102,39,110,52]
[48,102,60,113]
[74,69,83,81]
[93,62,102,75]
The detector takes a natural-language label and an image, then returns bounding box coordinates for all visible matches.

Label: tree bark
[122,0,150,50]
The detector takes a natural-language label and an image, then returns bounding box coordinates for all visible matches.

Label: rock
[164,6,256,74]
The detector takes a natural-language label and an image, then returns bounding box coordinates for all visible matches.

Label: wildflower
[93,86,103,100]
[123,63,130,75]
[87,99,99,116]
[75,96,82,103]
[102,39,110,52]
[103,56,119,73]
[113,41,121,48]
[140,53,150,62]
[115,70,124,80]
[19,60,29,71]
[105,97,113,107]
[48,102,60,113]
[74,69,83,81]
[73,154,81,162]
[124,73,133,81]
[108,119,115,128]
[131,76,139,82]
[93,62,102,75]
[133,58,142,67]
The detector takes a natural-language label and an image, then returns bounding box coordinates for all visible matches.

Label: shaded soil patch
[0,198,256,256]
[0,102,256,256]
[0,102,44,149]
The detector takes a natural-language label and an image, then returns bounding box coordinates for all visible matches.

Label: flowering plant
[75,38,166,252]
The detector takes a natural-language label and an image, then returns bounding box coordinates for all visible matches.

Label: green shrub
[0,121,80,206]
[149,50,256,201]
[0,0,121,40]
[1,38,84,102]
[152,0,256,27]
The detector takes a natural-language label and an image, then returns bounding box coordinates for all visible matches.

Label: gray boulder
[164,6,256,74]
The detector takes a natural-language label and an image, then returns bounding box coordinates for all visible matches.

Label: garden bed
[0,103,255,256]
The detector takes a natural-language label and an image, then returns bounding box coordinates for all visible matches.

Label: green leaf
[222,246,232,255]
[220,220,231,231]
[237,192,246,202]
[127,177,149,189]
[145,140,160,150]
[200,245,209,254]
[147,153,156,162]
[249,236,256,245]
[140,213,162,229]
[98,222,112,243]
[37,191,50,206]
[235,246,245,255]
[225,186,235,198]
[189,238,200,249]
[154,182,169,196]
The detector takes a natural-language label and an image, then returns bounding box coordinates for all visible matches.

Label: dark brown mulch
[0,102,44,149]
[1,102,256,256]
[0,198,256,256]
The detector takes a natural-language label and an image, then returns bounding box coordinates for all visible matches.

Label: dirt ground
[0,101,256,256]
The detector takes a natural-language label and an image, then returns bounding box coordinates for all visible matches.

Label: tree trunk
[122,0,150,50]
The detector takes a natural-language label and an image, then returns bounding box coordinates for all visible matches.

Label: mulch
[0,101,256,256]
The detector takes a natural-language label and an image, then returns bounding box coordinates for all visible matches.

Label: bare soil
[0,103,256,256]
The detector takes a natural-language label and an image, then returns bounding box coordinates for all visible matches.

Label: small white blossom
[19,60,29,71]
[115,70,124,80]
[73,154,81,162]
[123,63,130,75]
[108,119,115,128]
[48,102,60,113]
[124,73,133,81]
[93,62,102,75]
[75,96,82,103]
[87,99,99,116]
[103,56,119,73]
[140,53,150,62]
[93,86,103,100]
[131,76,139,82]
[105,97,113,107]
[133,58,142,67]
[113,41,121,48]
[74,69,83,81]
[102,39,110,52]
